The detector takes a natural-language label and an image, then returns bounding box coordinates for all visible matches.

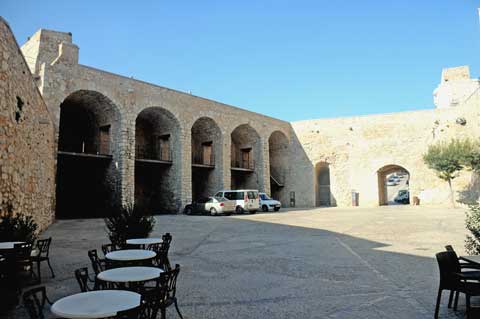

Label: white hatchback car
[259,193,281,212]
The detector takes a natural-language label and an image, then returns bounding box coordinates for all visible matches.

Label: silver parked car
[184,197,235,216]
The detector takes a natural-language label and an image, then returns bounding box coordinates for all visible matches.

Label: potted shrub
[0,205,39,313]
[104,203,155,246]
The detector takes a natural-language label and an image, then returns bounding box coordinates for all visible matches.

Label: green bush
[104,203,155,246]
[466,203,480,255]
[423,139,476,207]
[0,205,38,243]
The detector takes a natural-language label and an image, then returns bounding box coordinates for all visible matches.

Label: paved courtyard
[8,206,479,318]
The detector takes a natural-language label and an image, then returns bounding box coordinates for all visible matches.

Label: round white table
[105,249,156,261]
[0,241,24,249]
[97,266,163,283]
[126,238,163,246]
[50,290,140,319]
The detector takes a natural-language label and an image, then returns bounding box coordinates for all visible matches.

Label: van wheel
[262,205,268,212]
[210,208,217,216]
[235,206,243,214]
[184,206,192,215]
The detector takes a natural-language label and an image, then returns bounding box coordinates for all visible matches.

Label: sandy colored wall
[0,18,56,230]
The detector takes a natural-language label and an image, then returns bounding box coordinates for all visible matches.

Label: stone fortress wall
[0,18,56,231]
[2,16,480,229]
[18,27,296,218]
[291,66,480,207]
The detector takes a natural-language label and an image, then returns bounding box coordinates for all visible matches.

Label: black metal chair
[445,245,480,270]
[162,233,172,246]
[22,286,52,319]
[147,242,171,271]
[101,243,117,257]
[88,249,106,275]
[444,245,480,310]
[435,251,480,318]
[31,237,55,283]
[13,242,36,284]
[142,264,183,319]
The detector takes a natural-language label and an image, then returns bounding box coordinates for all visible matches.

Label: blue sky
[2,1,480,121]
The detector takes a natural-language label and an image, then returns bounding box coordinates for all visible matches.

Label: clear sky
[2,1,480,121]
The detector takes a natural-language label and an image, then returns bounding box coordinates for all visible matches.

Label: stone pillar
[120,115,136,206]
[179,127,192,211]
[257,137,270,194]
[222,133,231,189]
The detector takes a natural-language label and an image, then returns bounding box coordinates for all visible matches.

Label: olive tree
[423,139,475,207]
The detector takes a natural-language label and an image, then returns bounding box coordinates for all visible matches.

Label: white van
[214,190,259,214]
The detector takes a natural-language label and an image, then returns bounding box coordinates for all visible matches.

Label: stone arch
[377,164,410,206]
[315,162,331,207]
[191,117,223,201]
[268,130,289,202]
[230,124,262,190]
[134,106,181,213]
[56,90,122,218]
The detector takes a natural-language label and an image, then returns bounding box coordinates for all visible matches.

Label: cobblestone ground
[5,206,478,318]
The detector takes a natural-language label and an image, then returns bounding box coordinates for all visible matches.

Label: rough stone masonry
[1,16,479,230]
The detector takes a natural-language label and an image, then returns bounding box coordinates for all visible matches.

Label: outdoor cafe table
[97,266,163,284]
[50,290,141,319]
[460,255,480,265]
[0,241,24,250]
[105,249,156,262]
[126,237,163,248]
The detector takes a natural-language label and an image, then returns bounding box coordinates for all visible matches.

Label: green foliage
[423,139,474,182]
[0,205,38,243]
[465,203,480,255]
[104,203,155,246]
[462,142,480,172]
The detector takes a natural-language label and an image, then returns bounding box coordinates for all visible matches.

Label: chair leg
[448,290,454,308]
[434,288,442,319]
[47,258,55,278]
[466,294,471,319]
[454,290,460,311]
[36,261,41,283]
[174,299,184,319]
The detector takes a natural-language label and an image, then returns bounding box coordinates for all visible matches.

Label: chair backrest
[88,249,104,275]
[148,242,171,270]
[74,267,90,292]
[436,251,461,290]
[14,243,33,260]
[445,245,454,252]
[35,238,52,257]
[162,233,172,245]
[101,243,116,257]
[163,264,180,299]
[22,286,50,319]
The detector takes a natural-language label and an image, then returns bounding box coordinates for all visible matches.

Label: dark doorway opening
[315,162,331,207]
[55,90,120,219]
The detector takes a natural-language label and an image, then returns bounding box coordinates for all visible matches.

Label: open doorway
[315,162,331,207]
[377,165,410,205]
[56,90,121,218]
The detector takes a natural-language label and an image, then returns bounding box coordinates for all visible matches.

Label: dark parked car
[394,190,410,204]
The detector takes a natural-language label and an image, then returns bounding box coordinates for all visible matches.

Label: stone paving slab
[4,206,479,318]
